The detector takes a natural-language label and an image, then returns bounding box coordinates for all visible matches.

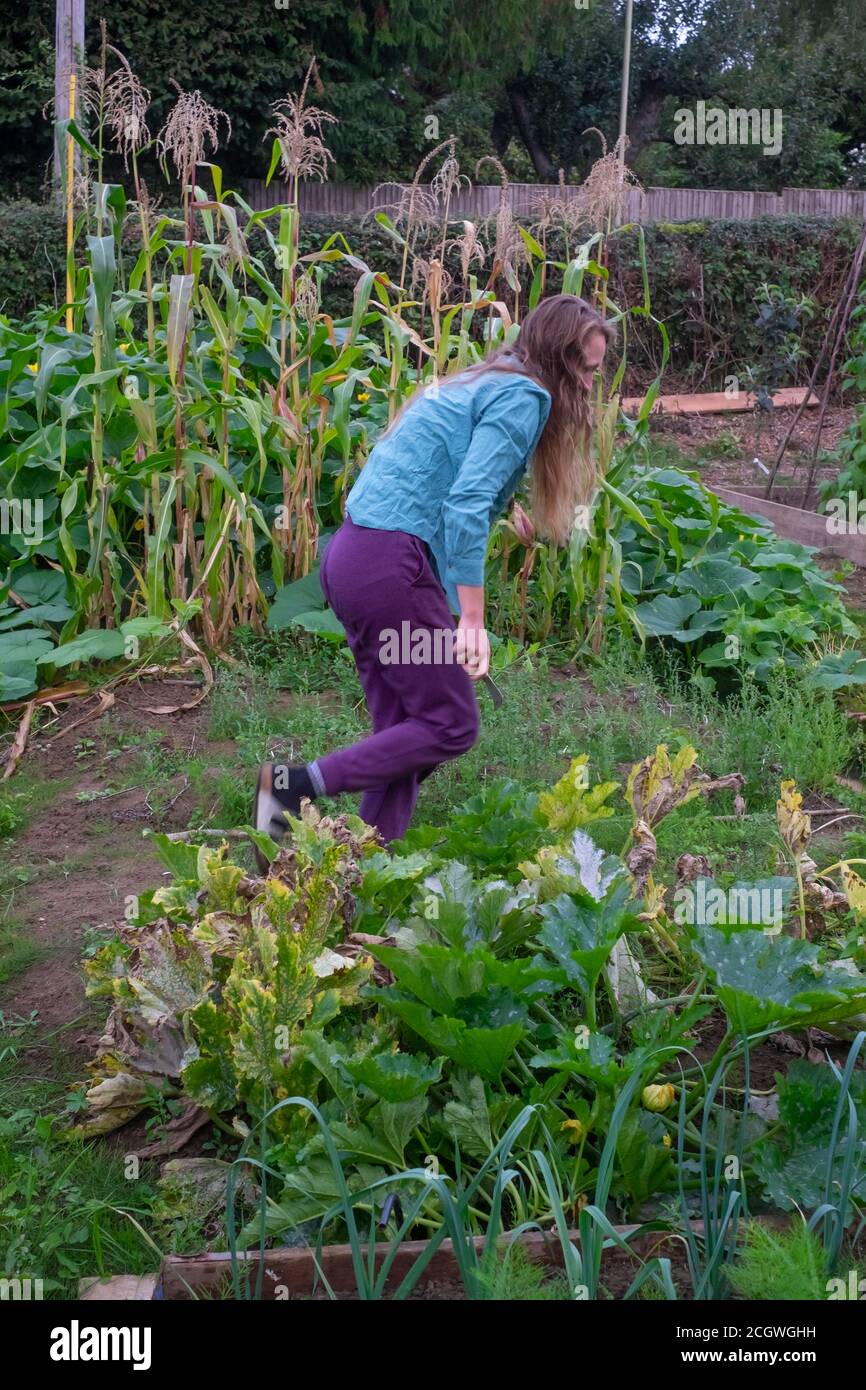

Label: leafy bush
[0,203,856,383]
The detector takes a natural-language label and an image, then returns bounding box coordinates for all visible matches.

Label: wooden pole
[53,0,85,188]
[617,0,634,169]
[65,69,76,332]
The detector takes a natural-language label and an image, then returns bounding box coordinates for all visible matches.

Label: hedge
[0,199,859,390]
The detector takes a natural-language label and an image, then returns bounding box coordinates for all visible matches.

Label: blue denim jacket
[345,368,552,613]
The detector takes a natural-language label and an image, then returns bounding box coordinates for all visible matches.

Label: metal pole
[617,0,634,169]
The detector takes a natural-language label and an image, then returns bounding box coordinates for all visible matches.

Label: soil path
[0,677,215,1069]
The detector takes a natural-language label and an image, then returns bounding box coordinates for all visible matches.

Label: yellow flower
[357,391,370,402]
[560,1118,586,1144]
[118,342,130,354]
[642,1083,676,1112]
[26,362,38,374]
[662,1132,672,1148]
[133,518,145,531]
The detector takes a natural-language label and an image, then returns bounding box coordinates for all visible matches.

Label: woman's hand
[454,617,490,679]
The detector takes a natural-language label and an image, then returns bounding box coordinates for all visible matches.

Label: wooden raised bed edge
[157,1226,592,1300]
[82,1220,790,1301]
[711,485,866,567]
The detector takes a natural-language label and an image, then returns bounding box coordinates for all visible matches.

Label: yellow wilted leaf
[637,876,667,923]
[776,779,811,860]
[626,744,700,824]
[625,818,658,892]
[841,863,866,919]
[537,755,619,834]
[626,744,743,829]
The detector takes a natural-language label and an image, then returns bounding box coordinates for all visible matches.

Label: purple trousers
[315,517,480,842]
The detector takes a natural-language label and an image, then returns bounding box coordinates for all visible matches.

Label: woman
[253,293,613,852]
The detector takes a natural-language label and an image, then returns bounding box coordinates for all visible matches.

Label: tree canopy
[0,0,864,196]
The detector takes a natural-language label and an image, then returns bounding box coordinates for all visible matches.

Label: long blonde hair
[388,294,616,543]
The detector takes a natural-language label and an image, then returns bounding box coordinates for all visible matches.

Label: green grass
[0,1037,214,1297]
[0,1090,160,1297]
[0,922,44,985]
[165,636,866,854]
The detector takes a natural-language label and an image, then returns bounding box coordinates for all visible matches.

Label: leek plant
[806,1029,866,1273]
[225,1094,679,1301]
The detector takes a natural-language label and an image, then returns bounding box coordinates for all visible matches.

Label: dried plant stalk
[446,219,486,287]
[157,84,231,187]
[268,57,337,186]
[476,155,528,294]
[104,45,151,167]
[578,131,642,232]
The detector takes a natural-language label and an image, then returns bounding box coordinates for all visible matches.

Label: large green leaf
[809,651,866,691]
[633,593,701,638]
[290,609,346,641]
[752,1061,866,1215]
[529,1029,621,1084]
[5,570,67,608]
[345,1050,443,1102]
[267,569,327,630]
[37,628,126,667]
[0,602,72,631]
[379,996,524,1080]
[372,941,536,1024]
[0,631,55,666]
[676,557,761,600]
[441,1071,494,1157]
[534,881,640,998]
[0,668,39,700]
[615,1111,676,1206]
[694,925,866,1033]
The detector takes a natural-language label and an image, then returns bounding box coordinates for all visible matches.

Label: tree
[0,0,865,198]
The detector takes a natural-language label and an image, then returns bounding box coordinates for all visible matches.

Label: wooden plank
[88,1214,792,1300]
[158,1229,560,1300]
[621,386,819,416]
[53,1,85,189]
[79,1274,159,1301]
[710,486,866,566]
[158,1222,700,1300]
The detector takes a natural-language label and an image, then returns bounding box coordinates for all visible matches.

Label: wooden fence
[241,180,866,223]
